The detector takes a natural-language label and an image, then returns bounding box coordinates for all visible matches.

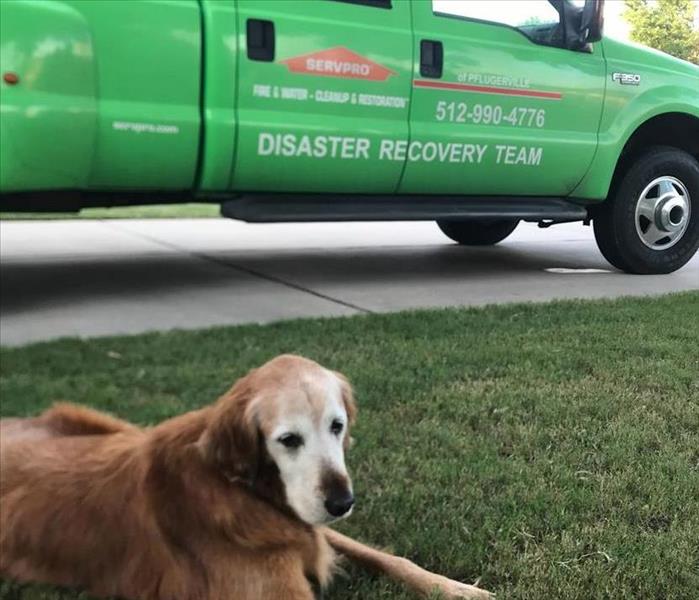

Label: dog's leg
[323,528,493,599]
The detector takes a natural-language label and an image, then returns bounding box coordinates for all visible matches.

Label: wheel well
[609,112,699,196]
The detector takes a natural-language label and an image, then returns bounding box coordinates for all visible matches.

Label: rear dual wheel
[436,219,519,246]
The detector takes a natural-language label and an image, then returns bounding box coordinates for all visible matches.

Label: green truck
[1,0,698,274]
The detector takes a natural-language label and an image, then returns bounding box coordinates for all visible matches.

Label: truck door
[401,0,605,196]
[233,0,412,193]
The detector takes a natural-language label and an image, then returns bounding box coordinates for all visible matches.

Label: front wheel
[593,147,699,274]
[437,219,519,246]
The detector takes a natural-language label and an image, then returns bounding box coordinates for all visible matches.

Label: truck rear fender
[0,0,97,193]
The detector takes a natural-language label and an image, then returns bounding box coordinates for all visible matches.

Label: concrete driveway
[1,218,697,346]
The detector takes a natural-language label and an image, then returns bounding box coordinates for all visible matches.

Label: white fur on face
[264,371,351,525]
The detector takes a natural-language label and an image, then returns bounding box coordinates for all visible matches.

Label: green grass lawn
[0,203,220,220]
[1,293,698,600]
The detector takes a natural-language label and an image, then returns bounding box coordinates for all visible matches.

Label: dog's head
[197,355,356,525]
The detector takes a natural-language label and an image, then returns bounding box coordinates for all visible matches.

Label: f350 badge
[612,72,641,85]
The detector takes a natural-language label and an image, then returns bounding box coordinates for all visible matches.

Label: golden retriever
[0,354,491,599]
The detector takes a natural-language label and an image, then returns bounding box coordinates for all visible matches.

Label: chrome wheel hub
[634,176,691,250]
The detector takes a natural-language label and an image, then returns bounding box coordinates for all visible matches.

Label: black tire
[593,147,699,274]
[437,219,519,246]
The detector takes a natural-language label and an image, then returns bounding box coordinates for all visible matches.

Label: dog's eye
[330,420,344,435]
[278,433,304,449]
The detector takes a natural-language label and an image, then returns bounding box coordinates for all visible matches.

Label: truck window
[432,0,566,49]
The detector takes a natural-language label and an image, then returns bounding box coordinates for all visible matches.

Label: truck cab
[1,0,698,274]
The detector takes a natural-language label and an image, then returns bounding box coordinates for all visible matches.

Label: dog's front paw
[428,576,494,599]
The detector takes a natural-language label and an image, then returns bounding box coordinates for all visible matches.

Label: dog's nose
[324,492,354,517]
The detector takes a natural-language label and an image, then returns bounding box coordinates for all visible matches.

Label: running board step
[221,194,588,223]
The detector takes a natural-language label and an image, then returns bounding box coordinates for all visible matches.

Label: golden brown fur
[0,355,491,599]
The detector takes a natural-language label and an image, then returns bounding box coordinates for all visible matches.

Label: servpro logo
[280,47,396,81]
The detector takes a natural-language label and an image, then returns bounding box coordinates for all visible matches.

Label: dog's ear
[333,371,357,449]
[196,373,260,483]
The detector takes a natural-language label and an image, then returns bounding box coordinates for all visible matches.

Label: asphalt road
[1,218,697,346]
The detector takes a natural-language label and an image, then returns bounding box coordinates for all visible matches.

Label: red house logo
[280,47,396,81]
